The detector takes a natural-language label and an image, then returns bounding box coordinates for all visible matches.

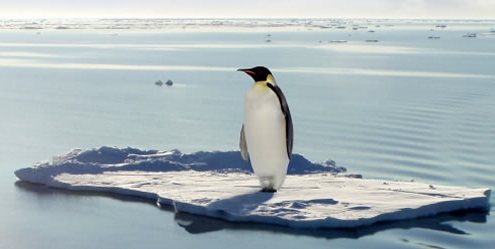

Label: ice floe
[14,147,490,229]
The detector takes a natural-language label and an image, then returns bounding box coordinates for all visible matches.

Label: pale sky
[1,0,494,19]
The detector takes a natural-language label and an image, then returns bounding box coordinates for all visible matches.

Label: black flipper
[266,83,293,159]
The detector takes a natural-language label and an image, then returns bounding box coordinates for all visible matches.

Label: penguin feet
[259,176,278,192]
[261,187,277,193]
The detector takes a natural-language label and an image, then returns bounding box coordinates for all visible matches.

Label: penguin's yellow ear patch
[266,74,276,85]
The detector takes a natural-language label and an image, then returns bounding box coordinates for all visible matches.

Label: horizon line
[3,16,495,21]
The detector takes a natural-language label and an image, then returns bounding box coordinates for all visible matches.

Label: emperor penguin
[238,66,293,192]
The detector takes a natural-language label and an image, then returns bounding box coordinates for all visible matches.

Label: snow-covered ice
[15,147,490,229]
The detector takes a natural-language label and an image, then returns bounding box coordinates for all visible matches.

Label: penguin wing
[239,124,249,161]
[266,83,293,159]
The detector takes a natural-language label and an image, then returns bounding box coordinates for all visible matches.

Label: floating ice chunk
[14,147,490,229]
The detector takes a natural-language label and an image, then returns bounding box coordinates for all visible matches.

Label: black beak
[237,68,255,75]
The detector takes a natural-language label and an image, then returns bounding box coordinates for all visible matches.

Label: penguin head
[238,66,276,85]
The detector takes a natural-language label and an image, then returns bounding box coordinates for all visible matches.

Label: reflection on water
[14,180,163,208]
[175,210,488,238]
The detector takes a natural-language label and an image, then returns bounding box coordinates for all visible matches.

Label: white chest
[244,84,283,126]
[243,83,287,158]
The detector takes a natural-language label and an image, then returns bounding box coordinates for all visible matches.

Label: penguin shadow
[207,190,275,214]
[176,190,274,234]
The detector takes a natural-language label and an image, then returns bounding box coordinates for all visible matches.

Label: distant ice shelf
[14,147,490,229]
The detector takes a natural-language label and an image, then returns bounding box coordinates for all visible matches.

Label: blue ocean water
[1,20,494,249]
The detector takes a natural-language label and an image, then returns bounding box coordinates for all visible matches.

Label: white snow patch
[14,147,490,229]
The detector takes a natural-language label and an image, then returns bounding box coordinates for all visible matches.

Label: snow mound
[15,147,490,229]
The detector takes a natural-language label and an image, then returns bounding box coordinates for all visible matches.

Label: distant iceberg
[15,147,490,229]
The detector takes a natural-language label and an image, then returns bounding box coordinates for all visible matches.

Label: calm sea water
[1,20,494,249]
